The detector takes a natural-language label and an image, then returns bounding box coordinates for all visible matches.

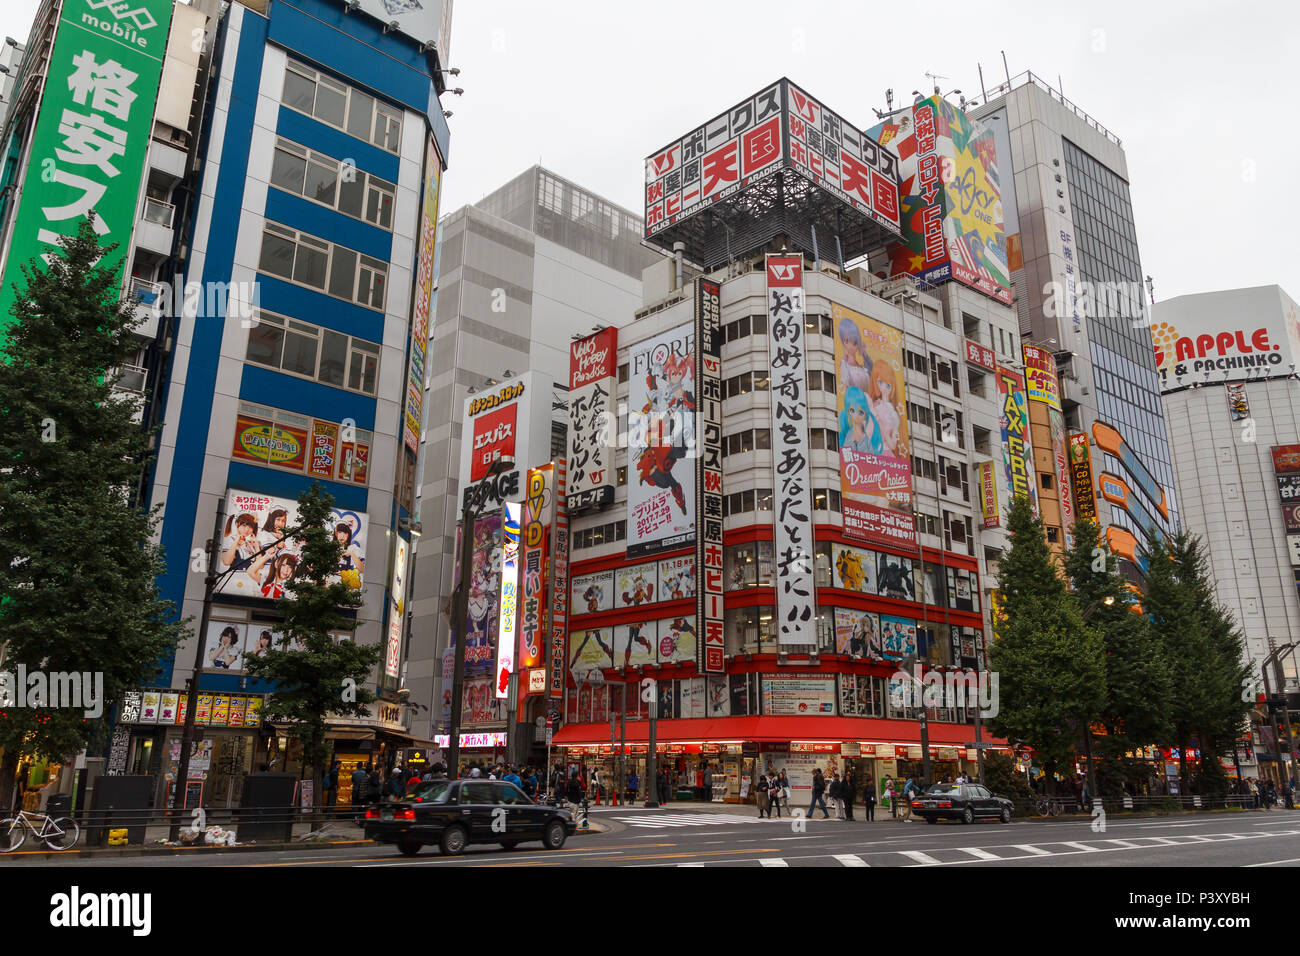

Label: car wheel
[1000,806,1013,824]
[439,825,468,856]
[543,819,567,850]
[962,805,975,825]
[925,816,938,825]
[500,840,520,850]
[398,839,422,856]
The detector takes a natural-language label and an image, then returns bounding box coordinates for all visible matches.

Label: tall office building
[409,167,657,742]
[1155,285,1300,781]
[0,0,455,803]
[973,74,1176,574]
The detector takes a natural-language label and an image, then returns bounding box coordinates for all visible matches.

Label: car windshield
[410,780,453,804]
[924,785,962,796]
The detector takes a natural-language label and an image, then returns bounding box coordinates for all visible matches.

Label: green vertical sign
[0,0,176,346]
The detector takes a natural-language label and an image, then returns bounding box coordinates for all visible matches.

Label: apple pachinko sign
[0,0,176,348]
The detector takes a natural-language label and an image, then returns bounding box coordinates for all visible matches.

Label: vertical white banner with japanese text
[766,256,817,645]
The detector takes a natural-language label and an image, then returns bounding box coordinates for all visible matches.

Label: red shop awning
[551,716,1007,748]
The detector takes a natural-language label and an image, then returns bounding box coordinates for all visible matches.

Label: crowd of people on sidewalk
[754,768,978,822]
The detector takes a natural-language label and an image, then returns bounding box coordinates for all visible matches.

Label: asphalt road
[9,808,1300,868]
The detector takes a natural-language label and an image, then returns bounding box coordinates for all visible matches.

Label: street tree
[1144,530,1249,794]
[242,483,381,819]
[0,218,186,808]
[987,495,1106,791]
[1064,520,1171,797]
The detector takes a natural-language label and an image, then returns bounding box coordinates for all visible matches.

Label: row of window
[259,222,388,311]
[270,138,396,230]
[282,58,403,154]
[723,487,842,517]
[246,311,380,396]
[571,520,626,550]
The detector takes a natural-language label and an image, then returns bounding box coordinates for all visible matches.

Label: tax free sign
[0,0,175,346]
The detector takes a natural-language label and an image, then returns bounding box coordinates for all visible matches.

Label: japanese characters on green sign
[0,0,176,346]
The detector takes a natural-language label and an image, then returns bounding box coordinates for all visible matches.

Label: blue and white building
[130,0,452,796]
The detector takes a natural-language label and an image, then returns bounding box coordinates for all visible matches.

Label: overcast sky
[5,0,1296,303]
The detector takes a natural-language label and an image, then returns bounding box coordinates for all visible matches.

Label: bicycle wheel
[0,818,26,852]
[43,818,79,851]
[1049,801,1062,817]
[1036,800,1049,818]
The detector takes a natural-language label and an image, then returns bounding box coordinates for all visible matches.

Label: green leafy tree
[988,496,1106,790]
[1146,530,1250,795]
[981,749,1036,816]
[242,483,381,819]
[1064,519,1171,798]
[0,218,186,808]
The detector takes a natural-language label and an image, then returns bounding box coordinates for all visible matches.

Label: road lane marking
[759,859,789,867]
[958,847,1001,860]
[1059,841,1100,852]
[901,850,941,865]
[1246,857,1300,867]
[833,854,869,867]
[1012,845,1051,855]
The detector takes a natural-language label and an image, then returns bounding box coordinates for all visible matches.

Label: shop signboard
[494,502,522,697]
[567,327,618,511]
[571,569,614,615]
[760,675,835,715]
[833,302,915,547]
[219,489,366,599]
[1022,345,1062,410]
[766,256,816,646]
[1068,433,1098,523]
[1049,407,1074,545]
[0,0,177,347]
[519,464,554,670]
[627,322,696,558]
[458,371,552,510]
[868,95,1012,304]
[997,367,1038,514]
[696,278,725,673]
[979,460,999,528]
[548,460,569,701]
[385,535,408,679]
[404,134,443,453]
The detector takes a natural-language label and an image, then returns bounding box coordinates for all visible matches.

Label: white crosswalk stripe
[613,812,795,828]
[1012,844,1052,856]
[958,847,1002,860]
[833,854,870,867]
[759,858,789,867]
[901,850,942,865]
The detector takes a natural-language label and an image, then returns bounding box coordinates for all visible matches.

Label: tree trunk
[0,750,19,814]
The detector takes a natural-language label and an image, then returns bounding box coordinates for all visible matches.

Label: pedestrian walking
[862,774,876,822]
[777,770,791,815]
[769,769,784,818]
[828,771,843,819]
[884,776,897,819]
[808,768,830,819]
[351,762,369,821]
[901,776,920,822]
[756,774,770,818]
[842,769,857,822]
[659,769,671,805]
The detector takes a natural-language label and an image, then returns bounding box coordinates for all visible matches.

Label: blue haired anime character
[839,386,883,454]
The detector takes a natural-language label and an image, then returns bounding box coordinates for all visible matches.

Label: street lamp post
[1076,594,1115,809]
[169,505,306,839]
[1261,642,1298,785]
[446,457,514,779]
[645,679,659,808]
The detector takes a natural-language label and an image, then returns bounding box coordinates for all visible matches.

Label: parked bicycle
[1035,796,1063,818]
[0,809,80,851]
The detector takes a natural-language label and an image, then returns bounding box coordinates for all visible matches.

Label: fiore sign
[0,0,176,347]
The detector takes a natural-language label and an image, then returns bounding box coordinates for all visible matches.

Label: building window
[246,311,380,394]
[618,363,629,384]
[912,456,937,481]
[258,222,388,311]
[907,402,932,428]
[725,540,774,589]
[282,58,402,154]
[269,139,397,230]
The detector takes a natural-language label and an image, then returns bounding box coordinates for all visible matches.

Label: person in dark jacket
[367,766,382,804]
[756,774,770,818]
[842,769,857,821]
[808,768,830,819]
[862,773,876,822]
[351,763,369,821]
[659,769,671,805]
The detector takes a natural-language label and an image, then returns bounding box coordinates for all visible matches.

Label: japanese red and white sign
[765,256,817,645]
[695,278,725,672]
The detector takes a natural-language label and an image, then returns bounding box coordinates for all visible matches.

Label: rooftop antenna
[1145,275,1155,305]
[978,62,988,102]
[924,71,948,95]
[1001,51,1011,89]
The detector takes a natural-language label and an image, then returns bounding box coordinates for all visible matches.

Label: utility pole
[645,679,658,808]
[169,499,226,840]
